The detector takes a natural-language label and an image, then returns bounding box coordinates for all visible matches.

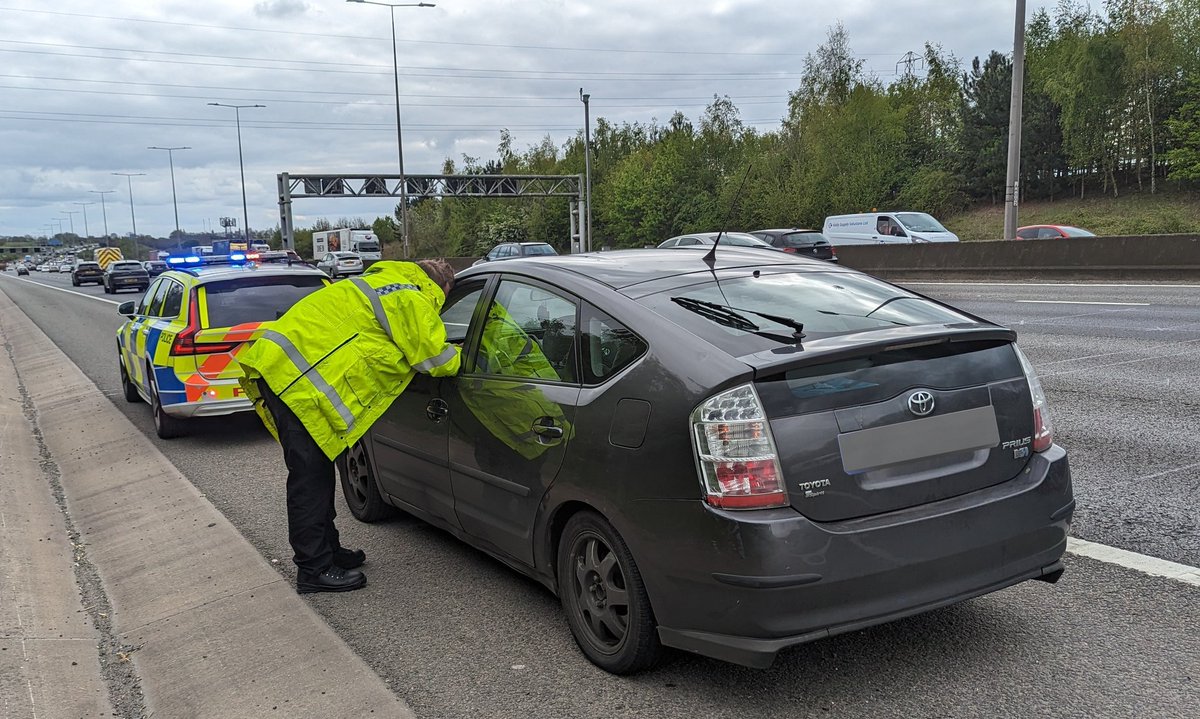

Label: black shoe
[332,547,366,570]
[296,565,367,594]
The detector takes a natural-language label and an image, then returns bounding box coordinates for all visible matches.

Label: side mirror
[117,301,136,317]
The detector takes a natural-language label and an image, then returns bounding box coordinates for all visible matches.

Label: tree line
[294,0,1200,256]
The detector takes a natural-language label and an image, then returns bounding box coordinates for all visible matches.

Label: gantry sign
[276,173,587,255]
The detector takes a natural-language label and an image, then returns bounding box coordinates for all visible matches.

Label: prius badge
[907,391,936,417]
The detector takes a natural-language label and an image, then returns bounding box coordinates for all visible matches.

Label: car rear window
[782,232,829,247]
[77,262,100,269]
[523,244,557,256]
[111,262,144,271]
[639,270,975,356]
[201,275,326,328]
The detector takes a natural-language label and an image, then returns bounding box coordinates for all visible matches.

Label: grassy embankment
[942,190,1200,241]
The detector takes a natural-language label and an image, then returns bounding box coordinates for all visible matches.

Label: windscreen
[354,242,379,252]
[895,213,949,233]
[202,275,326,328]
[1061,227,1096,237]
[640,270,975,355]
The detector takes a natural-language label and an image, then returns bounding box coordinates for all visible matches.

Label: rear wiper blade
[671,296,805,343]
[671,296,758,332]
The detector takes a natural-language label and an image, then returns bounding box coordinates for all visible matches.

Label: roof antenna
[703,163,754,269]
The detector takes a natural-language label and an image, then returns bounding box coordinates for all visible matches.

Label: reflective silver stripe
[260,329,356,430]
[350,278,393,343]
[413,344,458,373]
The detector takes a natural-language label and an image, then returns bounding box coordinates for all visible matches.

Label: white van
[823,212,959,245]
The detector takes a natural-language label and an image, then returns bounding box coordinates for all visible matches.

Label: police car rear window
[202,275,325,328]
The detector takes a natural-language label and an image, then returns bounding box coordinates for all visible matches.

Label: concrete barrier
[832,234,1200,281]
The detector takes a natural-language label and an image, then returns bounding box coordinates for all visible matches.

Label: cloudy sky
[0,0,1055,239]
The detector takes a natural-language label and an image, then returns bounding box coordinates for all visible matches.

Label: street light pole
[208,104,264,243]
[74,202,95,239]
[1003,0,1027,241]
[89,190,114,238]
[61,210,78,236]
[112,172,146,243]
[148,146,191,240]
[580,88,594,253]
[346,0,437,259]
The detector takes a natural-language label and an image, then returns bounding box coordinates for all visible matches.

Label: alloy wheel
[569,532,630,651]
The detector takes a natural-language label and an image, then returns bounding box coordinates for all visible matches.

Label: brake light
[1014,346,1055,452]
[170,291,240,356]
[691,384,787,509]
[783,247,797,254]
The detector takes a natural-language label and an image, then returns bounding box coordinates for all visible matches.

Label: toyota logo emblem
[908,391,935,417]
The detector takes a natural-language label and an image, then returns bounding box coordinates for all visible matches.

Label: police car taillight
[170,290,239,356]
[690,384,788,510]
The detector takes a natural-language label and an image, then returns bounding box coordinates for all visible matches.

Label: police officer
[239,259,460,594]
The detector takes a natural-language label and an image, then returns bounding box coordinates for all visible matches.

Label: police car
[116,252,330,438]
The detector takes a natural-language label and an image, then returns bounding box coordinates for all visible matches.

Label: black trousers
[258,380,342,575]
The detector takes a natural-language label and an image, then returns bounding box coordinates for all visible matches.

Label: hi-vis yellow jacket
[238,261,461,460]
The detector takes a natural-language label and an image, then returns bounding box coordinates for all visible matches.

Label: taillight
[1014,346,1055,452]
[691,384,788,510]
[170,291,240,356]
[783,247,797,254]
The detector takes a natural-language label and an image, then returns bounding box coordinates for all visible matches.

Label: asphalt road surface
[3,270,1197,719]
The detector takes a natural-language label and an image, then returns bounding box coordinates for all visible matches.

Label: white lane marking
[1016,300,1150,306]
[902,281,1200,289]
[1038,337,1200,366]
[1067,538,1200,588]
[0,274,122,305]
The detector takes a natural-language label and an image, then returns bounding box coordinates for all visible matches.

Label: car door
[123,279,167,391]
[367,279,489,530]
[444,276,582,566]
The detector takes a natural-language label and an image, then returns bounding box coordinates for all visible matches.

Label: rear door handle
[425,398,449,422]
[532,416,563,441]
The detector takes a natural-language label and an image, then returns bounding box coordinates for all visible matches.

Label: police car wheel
[148,369,185,439]
[337,441,395,522]
[119,357,141,403]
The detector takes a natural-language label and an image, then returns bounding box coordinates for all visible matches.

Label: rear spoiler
[736,323,1017,374]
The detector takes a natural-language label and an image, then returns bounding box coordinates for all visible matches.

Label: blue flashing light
[167,255,202,265]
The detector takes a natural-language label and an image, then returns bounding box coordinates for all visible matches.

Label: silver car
[316,251,364,279]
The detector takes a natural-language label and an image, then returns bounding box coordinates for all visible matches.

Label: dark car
[750,228,838,262]
[16,263,30,276]
[1016,224,1097,239]
[338,248,1071,674]
[143,260,169,277]
[71,261,105,286]
[657,232,781,251]
[103,261,150,294]
[473,242,558,266]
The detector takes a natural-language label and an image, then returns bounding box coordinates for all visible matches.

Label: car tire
[148,368,185,439]
[337,440,396,522]
[557,511,663,675]
[72,278,80,286]
[119,356,141,403]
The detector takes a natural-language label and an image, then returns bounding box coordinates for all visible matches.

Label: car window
[640,269,976,356]
[782,231,828,247]
[472,279,578,383]
[78,262,100,270]
[161,280,185,318]
[523,244,557,256]
[678,237,700,246]
[581,305,646,384]
[1016,228,1037,239]
[200,275,327,328]
[441,283,486,344]
[112,262,143,272]
[659,239,677,248]
[140,280,167,316]
[1038,228,1060,239]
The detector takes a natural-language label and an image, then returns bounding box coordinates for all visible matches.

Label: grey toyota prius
[339,247,1073,674]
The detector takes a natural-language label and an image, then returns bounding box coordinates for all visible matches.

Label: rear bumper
[628,445,1073,668]
[162,394,254,418]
